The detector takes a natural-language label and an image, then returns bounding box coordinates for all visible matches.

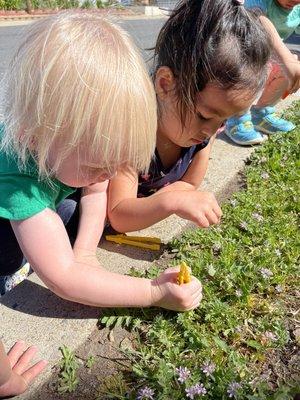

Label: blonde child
[108,0,272,233]
[0,12,203,397]
[226,0,300,145]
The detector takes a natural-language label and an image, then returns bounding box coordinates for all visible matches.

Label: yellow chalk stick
[105,234,161,251]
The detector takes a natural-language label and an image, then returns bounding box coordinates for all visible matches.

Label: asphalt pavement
[0,17,166,81]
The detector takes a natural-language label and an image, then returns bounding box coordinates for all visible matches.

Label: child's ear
[154,66,176,100]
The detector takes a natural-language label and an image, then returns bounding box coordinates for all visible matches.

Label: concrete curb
[0,93,298,398]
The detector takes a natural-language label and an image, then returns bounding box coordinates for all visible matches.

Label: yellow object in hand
[177,261,191,285]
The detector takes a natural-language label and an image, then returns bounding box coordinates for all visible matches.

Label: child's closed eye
[196,112,210,121]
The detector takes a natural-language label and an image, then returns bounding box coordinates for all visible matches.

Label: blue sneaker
[225,113,267,145]
[251,106,295,134]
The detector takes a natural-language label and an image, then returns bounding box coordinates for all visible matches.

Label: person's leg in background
[226,42,298,145]
[251,58,296,134]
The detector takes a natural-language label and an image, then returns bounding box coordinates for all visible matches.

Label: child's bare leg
[255,62,288,107]
[250,57,297,135]
[256,54,299,107]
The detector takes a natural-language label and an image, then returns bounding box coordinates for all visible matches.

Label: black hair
[154,0,272,121]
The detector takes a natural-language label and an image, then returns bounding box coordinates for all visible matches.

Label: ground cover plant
[97,103,299,400]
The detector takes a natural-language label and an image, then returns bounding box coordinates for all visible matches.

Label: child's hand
[175,191,222,228]
[0,341,47,398]
[150,267,202,311]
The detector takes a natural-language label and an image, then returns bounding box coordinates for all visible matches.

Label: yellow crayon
[177,261,191,285]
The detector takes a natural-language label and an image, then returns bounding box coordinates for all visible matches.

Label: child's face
[276,0,300,9]
[157,77,258,148]
[48,143,116,187]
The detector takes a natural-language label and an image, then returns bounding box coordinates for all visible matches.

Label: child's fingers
[190,285,203,303]
[196,214,210,228]
[7,341,26,367]
[179,289,202,311]
[164,266,182,281]
[186,299,202,311]
[213,203,223,219]
[12,345,38,375]
[205,210,220,225]
[22,360,48,386]
[181,277,202,294]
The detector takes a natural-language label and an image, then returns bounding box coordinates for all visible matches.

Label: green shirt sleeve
[0,165,74,220]
[0,127,75,220]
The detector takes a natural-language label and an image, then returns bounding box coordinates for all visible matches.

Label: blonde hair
[0,11,157,177]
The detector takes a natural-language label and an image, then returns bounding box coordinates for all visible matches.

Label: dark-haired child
[108,0,272,232]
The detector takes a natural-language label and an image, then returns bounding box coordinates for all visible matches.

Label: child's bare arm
[10,210,201,310]
[73,181,108,263]
[259,15,300,92]
[108,169,185,232]
[109,141,221,232]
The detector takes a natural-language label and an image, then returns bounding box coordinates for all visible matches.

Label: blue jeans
[0,189,81,277]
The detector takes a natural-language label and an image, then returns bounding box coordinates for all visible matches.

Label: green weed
[58,345,79,393]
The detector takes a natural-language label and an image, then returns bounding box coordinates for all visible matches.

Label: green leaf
[213,336,229,353]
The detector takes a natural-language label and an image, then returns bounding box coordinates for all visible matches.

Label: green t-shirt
[0,124,75,220]
[245,0,300,39]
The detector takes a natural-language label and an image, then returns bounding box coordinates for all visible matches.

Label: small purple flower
[194,383,207,396]
[263,331,277,341]
[227,382,242,398]
[235,289,242,298]
[201,361,216,376]
[274,249,282,257]
[136,386,154,400]
[176,366,191,384]
[239,221,248,231]
[185,383,207,398]
[185,386,196,399]
[261,172,269,180]
[252,213,264,222]
[260,268,273,279]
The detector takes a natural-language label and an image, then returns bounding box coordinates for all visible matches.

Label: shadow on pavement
[0,278,100,319]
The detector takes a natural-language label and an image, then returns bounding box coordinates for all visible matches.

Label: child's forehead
[196,85,256,118]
